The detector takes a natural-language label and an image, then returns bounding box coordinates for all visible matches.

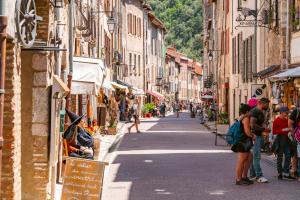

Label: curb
[108,123,127,153]
[100,123,127,162]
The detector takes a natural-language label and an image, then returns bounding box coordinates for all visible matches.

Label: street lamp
[208,51,213,61]
[107,17,116,33]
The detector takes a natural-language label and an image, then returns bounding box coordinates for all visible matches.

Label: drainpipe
[254,0,257,77]
[65,0,74,118]
[0,0,7,192]
[55,6,63,77]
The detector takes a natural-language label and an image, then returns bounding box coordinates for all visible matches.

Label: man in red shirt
[273,106,295,180]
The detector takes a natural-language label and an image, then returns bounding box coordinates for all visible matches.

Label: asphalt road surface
[102,112,300,200]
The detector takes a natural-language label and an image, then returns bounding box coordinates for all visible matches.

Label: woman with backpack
[231,104,255,185]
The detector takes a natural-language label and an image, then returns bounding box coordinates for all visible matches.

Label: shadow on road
[103,113,300,200]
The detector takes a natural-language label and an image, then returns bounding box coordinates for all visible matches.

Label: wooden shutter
[248,36,253,82]
[221,31,224,55]
[248,38,252,82]
[252,35,256,74]
[240,35,245,82]
[226,0,229,14]
[74,38,81,56]
[127,13,130,34]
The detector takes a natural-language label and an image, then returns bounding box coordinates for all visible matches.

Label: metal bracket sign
[236,19,264,28]
[235,0,279,34]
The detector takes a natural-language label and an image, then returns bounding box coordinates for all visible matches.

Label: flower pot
[144,113,152,118]
[107,127,117,135]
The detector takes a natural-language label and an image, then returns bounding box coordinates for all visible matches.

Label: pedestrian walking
[231,104,255,185]
[160,102,166,117]
[272,106,295,180]
[289,106,300,178]
[128,98,141,134]
[249,98,270,183]
[175,101,180,118]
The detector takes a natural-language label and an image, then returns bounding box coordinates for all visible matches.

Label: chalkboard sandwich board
[61,157,108,200]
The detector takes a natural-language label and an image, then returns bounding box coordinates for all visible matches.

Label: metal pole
[254,0,257,75]
[0,14,7,194]
[65,0,74,118]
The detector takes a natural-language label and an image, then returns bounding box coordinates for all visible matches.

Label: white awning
[111,82,128,90]
[71,57,106,95]
[132,87,145,95]
[102,80,115,91]
[201,95,214,99]
[271,67,300,79]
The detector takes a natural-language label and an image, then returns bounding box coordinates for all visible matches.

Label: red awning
[147,90,164,100]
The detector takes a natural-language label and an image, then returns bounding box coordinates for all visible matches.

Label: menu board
[61,157,107,200]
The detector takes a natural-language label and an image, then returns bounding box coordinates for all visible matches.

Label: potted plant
[142,106,150,118]
[107,118,117,135]
[142,103,156,118]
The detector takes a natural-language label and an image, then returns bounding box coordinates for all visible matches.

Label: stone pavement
[102,112,300,200]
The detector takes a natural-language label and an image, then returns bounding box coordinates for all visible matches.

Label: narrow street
[102,113,300,200]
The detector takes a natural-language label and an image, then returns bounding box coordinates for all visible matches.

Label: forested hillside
[146,0,203,60]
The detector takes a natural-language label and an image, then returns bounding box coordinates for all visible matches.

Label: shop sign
[251,84,267,98]
[61,157,107,200]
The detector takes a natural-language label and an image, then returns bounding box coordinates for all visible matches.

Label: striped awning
[147,90,164,100]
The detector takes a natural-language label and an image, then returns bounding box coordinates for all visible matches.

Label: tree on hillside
[146,0,203,61]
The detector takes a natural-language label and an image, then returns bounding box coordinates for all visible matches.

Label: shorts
[231,138,253,153]
[133,115,139,123]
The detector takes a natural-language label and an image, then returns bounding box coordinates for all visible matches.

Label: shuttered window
[225,28,229,55]
[248,36,253,82]
[240,36,245,82]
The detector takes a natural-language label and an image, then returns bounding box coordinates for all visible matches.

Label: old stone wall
[1,40,22,200]
[20,0,52,199]
[21,52,51,200]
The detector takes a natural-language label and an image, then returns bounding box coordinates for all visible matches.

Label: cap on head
[248,98,258,109]
[259,97,270,104]
[279,106,289,113]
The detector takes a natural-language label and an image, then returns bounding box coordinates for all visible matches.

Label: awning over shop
[132,87,145,95]
[117,79,132,88]
[111,82,128,90]
[71,57,106,95]
[201,95,214,99]
[102,80,115,91]
[271,66,300,79]
[253,65,280,78]
[147,90,164,100]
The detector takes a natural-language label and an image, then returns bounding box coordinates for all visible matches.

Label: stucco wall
[125,0,144,89]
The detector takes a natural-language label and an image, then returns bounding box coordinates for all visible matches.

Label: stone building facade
[145,11,166,93]
[124,0,145,89]
[203,0,287,123]
[1,0,111,199]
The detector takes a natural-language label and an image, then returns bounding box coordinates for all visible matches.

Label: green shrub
[143,103,156,113]
[219,112,229,124]
[142,107,149,114]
